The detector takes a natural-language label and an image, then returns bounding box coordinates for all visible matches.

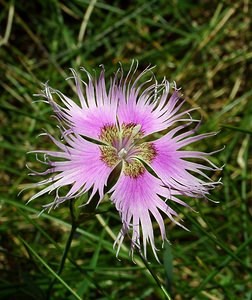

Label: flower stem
[139,251,172,300]
[46,200,77,299]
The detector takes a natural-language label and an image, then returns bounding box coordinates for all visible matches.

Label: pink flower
[28,62,221,260]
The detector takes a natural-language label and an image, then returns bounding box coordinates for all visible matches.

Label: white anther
[118,148,128,159]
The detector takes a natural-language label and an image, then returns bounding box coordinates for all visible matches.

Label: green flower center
[99,123,156,178]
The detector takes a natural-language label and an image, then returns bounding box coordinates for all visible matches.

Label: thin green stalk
[195,235,252,295]
[139,252,172,300]
[20,237,81,300]
[221,124,252,134]
[46,200,77,299]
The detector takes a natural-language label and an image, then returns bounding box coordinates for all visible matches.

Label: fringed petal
[110,171,187,260]
[28,134,114,209]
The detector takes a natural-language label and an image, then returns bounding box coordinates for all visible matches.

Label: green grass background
[0,0,251,299]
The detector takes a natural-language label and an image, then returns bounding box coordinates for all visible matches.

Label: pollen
[121,122,143,140]
[99,124,119,145]
[123,159,145,178]
[137,143,157,163]
[100,146,119,167]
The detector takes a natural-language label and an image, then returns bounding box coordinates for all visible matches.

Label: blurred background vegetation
[0,0,251,299]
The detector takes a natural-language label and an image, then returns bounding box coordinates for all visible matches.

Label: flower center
[99,123,157,178]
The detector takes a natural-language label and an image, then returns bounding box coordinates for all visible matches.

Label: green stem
[46,200,77,299]
[139,252,172,300]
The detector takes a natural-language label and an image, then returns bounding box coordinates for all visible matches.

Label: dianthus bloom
[28,62,221,260]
